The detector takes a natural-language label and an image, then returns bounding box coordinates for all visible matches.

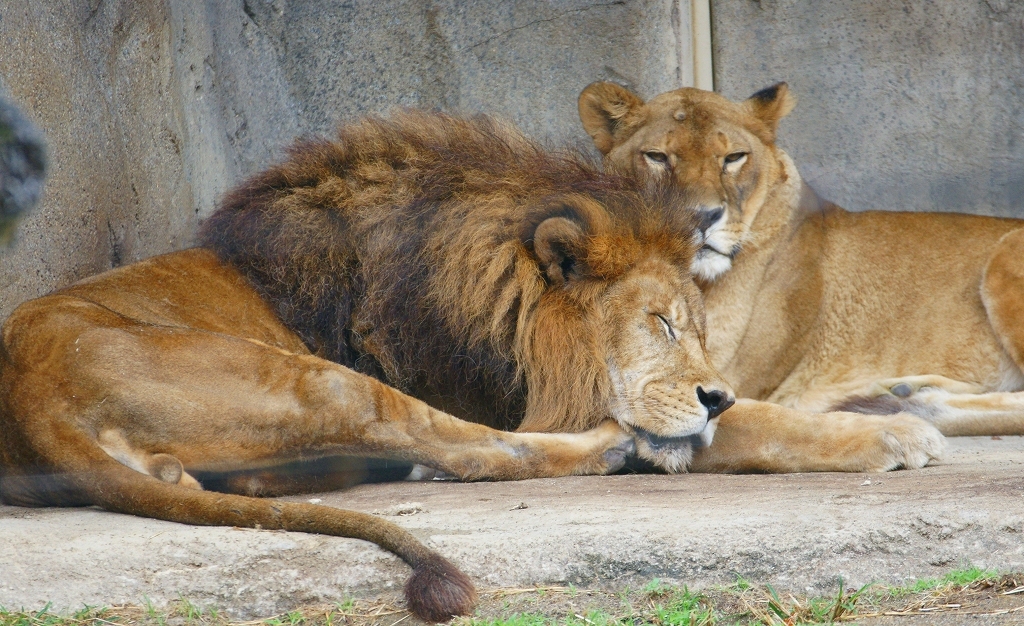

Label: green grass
[885,565,1001,597]
[748,580,874,625]
[463,615,550,626]
[334,599,356,613]
[0,605,128,626]
[0,567,1016,626]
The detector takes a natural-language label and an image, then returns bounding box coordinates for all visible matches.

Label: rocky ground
[1,436,1022,621]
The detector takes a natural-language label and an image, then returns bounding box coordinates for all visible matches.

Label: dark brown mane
[200,111,698,431]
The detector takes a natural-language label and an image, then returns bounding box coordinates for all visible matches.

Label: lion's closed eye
[655,314,677,341]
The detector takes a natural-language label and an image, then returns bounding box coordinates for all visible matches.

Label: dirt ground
[21,575,1019,625]
[1,436,1023,621]
[324,576,1024,625]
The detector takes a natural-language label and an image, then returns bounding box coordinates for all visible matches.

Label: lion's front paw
[868,414,946,471]
[594,420,637,474]
[405,464,456,481]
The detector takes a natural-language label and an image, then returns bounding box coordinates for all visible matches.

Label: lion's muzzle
[697,385,734,420]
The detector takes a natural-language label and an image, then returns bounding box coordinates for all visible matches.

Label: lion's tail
[35,428,477,622]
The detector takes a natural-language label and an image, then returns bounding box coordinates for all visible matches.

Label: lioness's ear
[531,217,587,286]
[578,82,645,155]
[745,82,797,138]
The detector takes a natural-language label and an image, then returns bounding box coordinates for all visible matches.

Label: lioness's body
[713,206,1022,417]
[580,82,1024,439]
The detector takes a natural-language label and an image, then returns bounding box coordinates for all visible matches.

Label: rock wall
[0,0,692,320]
[711,0,1024,217]
[2,1,1022,320]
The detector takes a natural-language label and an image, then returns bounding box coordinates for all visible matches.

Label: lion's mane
[200,112,696,432]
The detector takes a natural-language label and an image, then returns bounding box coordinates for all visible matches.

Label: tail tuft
[405,555,477,622]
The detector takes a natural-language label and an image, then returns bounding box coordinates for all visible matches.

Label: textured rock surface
[3,1,1023,319]
[0,0,693,320]
[711,0,1024,218]
[0,2,196,319]
[1,437,1022,617]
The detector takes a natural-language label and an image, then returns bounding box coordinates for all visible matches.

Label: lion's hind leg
[45,424,478,623]
[195,456,414,497]
[97,429,200,489]
[91,367,405,496]
[3,305,477,620]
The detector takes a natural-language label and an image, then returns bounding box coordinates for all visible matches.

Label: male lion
[0,111,942,618]
[0,112,735,621]
[579,81,1024,454]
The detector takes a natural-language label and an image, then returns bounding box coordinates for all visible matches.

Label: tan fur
[0,112,735,619]
[577,81,1024,472]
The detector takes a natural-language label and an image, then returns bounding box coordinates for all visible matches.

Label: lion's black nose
[696,386,734,420]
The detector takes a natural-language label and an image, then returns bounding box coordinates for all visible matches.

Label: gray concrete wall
[0,0,694,320]
[3,1,1023,321]
[711,0,1024,218]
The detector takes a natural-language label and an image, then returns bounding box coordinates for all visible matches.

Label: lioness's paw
[869,414,946,472]
[870,375,982,399]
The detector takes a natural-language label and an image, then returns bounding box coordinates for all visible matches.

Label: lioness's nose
[697,206,725,234]
[696,386,734,420]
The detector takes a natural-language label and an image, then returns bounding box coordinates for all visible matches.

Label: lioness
[1,112,733,621]
[580,81,1024,447]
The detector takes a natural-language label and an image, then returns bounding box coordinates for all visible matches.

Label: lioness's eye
[723,152,748,165]
[655,314,677,341]
[643,151,669,165]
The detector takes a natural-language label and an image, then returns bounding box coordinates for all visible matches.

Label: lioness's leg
[867,375,984,398]
[834,388,1024,437]
[817,228,1024,438]
[688,400,945,473]
[984,228,1024,373]
[916,226,1024,436]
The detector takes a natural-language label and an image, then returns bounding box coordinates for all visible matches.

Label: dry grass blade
[385,614,410,626]
[480,586,606,598]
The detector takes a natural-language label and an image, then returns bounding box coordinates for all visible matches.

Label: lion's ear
[745,82,797,139]
[531,217,588,286]
[578,82,646,155]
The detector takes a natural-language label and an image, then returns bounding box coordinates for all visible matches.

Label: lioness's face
[601,256,734,471]
[579,82,796,283]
